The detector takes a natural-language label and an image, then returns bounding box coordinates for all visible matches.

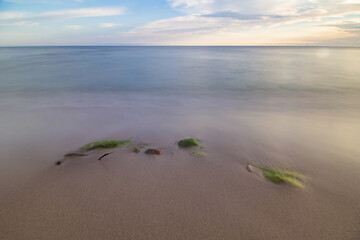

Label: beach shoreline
[1,47,360,239]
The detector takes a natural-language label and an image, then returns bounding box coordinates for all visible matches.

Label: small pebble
[145,149,163,155]
[247,164,253,172]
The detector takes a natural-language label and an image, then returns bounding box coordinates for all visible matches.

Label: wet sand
[1,92,360,239]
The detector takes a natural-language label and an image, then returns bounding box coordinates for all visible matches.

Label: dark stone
[145,149,163,155]
[55,160,63,166]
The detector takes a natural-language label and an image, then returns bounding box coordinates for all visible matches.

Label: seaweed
[79,139,131,152]
[255,166,305,188]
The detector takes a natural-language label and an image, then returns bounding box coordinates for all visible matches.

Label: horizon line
[1,45,359,48]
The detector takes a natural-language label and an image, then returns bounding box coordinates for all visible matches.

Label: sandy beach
[1,91,360,240]
[1,47,360,239]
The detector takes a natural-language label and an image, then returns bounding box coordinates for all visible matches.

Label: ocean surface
[1,47,360,239]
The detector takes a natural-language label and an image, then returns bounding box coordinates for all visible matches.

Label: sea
[0,46,359,181]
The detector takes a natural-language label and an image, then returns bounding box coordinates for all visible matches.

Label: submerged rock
[145,149,163,155]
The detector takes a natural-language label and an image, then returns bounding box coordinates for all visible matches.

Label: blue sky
[0,0,360,45]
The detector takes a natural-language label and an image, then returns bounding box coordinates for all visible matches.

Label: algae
[79,139,131,152]
[133,147,141,153]
[178,138,200,148]
[255,166,304,188]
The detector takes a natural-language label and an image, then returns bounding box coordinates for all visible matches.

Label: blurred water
[0,46,360,176]
[1,46,360,93]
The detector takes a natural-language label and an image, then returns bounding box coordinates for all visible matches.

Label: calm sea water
[1,46,360,93]
[0,46,360,181]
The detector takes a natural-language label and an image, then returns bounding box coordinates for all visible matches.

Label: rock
[178,138,200,148]
[246,164,253,173]
[133,147,141,153]
[55,160,63,166]
[145,149,162,155]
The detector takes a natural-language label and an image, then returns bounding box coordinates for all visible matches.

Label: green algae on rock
[254,165,305,188]
[79,139,131,152]
[178,138,200,148]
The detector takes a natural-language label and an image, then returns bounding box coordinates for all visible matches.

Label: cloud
[0,6,125,24]
[65,25,83,30]
[343,0,360,3]
[114,0,360,45]
[168,0,305,15]
[202,11,285,20]
[39,7,125,19]
[100,23,121,28]
[0,21,39,26]
[331,21,360,30]
[0,12,26,20]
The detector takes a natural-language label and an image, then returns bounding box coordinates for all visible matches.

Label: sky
[0,0,360,46]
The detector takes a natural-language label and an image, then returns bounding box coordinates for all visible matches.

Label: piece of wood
[98,152,114,160]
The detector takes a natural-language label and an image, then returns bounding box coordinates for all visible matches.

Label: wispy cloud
[100,23,121,28]
[40,7,125,19]
[0,21,39,26]
[0,12,26,21]
[202,11,285,20]
[1,0,360,45]
[0,6,125,24]
[65,24,83,30]
[126,0,360,45]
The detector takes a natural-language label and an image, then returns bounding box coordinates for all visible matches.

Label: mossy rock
[254,165,305,188]
[178,138,200,148]
[79,139,131,152]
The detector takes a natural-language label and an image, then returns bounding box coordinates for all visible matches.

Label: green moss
[79,139,131,152]
[191,151,207,157]
[255,166,304,188]
[178,138,200,148]
[133,147,141,153]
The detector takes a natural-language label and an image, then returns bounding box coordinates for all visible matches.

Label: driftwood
[98,152,114,161]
